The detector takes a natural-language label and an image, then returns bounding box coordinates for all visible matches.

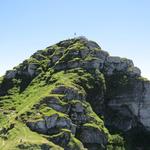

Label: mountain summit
[0,37,150,150]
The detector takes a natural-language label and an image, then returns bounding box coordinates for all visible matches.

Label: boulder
[5,70,17,79]
[127,66,141,77]
[70,112,87,125]
[50,129,71,148]
[82,59,103,70]
[51,55,60,64]
[90,50,109,61]
[67,48,80,57]
[71,102,84,113]
[51,85,86,101]
[27,63,38,76]
[27,115,76,135]
[77,124,107,149]
[80,48,90,58]
[69,102,88,125]
[104,56,135,75]
[27,120,47,134]
[54,62,67,71]
[42,96,70,113]
[67,60,80,69]
[45,114,58,129]
[32,51,46,61]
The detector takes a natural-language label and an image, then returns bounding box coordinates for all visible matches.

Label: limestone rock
[51,55,61,64]
[32,51,46,61]
[86,40,101,50]
[50,129,71,148]
[27,120,47,134]
[81,59,103,70]
[104,57,134,75]
[1,37,150,150]
[67,60,80,70]
[27,63,39,76]
[80,47,90,58]
[90,49,109,60]
[103,77,150,131]
[45,114,58,129]
[5,70,17,79]
[42,96,70,113]
[69,102,88,125]
[127,66,141,77]
[27,115,76,135]
[77,124,107,150]
[51,85,86,101]
[71,102,84,113]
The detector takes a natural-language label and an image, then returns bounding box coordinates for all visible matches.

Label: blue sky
[0,0,150,79]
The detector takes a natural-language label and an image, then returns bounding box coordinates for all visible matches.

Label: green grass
[0,76,55,129]
[0,121,63,150]
[67,135,85,150]
[0,38,127,149]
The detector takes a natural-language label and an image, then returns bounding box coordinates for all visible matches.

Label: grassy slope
[0,121,63,150]
[0,38,125,149]
[0,69,85,149]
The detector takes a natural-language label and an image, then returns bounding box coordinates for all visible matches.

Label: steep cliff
[0,37,149,150]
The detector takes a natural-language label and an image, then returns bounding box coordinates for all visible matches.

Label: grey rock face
[4,37,150,149]
[105,78,150,131]
[90,50,109,61]
[27,115,76,135]
[49,129,86,150]
[27,63,38,76]
[86,40,101,50]
[53,42,141,79]
[80,48,90,58]
[72,102,84,113]
[66,48,80,57]
[50,129,71,148]
[81,59,103,70]
[69,102,88,125]
[67,60,80,70]
[42,96,70,113]
[5,70,17,79]
[78,124,107,149]
[27,120,47,134]
[54,62,67,71]
[32,51,46,61]
[139,80,150,130]
[103,56,140,76]
[51,55,61,64]
[51,85,86,101]
[105,105,137,131]
[127,66,141,77]
[45,114,58,129]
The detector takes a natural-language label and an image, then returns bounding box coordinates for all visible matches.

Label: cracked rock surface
[0,37,150,150]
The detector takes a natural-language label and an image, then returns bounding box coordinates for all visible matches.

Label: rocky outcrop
[77,124,107,150]
[51,85,86,101]
[88,72,150,149]
[5,63,39,79]
[41,96,70,113]
[27,114,76,135]
[24,79,111,150]
[101,76,150,132]
[103,56,140,76]
[27,63,39,76]
[5,70,17,79]
[0,37,149,150]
